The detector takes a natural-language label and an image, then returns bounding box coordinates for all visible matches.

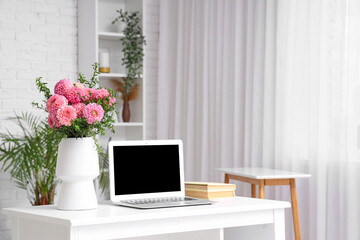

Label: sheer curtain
[157,0,360,239]
[273,0,360,239]
[158,0,271,179]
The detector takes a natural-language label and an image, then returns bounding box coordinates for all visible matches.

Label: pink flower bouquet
[33,64,118,142]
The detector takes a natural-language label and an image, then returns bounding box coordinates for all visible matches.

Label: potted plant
[0,113,62,206]
[112,9,146,122]
[0,113,111,206]
[33,63,118,210]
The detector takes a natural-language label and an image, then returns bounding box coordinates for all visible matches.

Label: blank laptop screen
[113,145,181,195]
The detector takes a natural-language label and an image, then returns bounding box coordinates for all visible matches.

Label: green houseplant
[0,113,111,205]
[112,9,146,122]
[0,113,62,205]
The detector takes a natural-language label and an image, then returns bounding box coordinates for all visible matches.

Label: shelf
[114,122,144,127]
[99,73,143,79]
[98,31,124,40]
[99,73,126,79]
[79,0,145,141]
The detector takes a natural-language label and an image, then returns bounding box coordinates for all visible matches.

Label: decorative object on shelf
[0,113,62,206]
[112,9,146,122]
[111,79,139,122]
[122,98,131,122]
[112,9,127,33]
[99,48,110,73]
[116,21,127,33]
[33,63,118,210]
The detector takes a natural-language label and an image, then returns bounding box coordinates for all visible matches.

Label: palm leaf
[0,112,111,203]
[98,150,109,196]
[0,112,62,205]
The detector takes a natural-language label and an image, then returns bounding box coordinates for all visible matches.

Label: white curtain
[273,0,360,239]
[158,0,271,178]
[157,0,360,239]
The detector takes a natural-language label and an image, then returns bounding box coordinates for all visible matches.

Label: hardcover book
[185,182,236,199]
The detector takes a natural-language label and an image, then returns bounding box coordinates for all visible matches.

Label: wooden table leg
[224,173,230,183]
[290,179,301,240]
[259,180,265,199]
[221,173,302,240]
[251,184,257,198]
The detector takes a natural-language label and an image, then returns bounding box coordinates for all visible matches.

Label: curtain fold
[158,0,269,180]
[157,0,360,239]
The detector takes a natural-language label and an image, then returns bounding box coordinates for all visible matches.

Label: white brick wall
[0,0,78,239]
[0,0,159,238]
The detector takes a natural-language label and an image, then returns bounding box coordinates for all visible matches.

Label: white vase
[117,21,127,33]
[56,137,99,210]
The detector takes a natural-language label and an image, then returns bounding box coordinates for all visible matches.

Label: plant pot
[56,137,99,210]
[122,99,131,122]
[117,21,127,33]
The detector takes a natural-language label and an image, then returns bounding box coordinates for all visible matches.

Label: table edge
[2,198,291,227]
[216,168,311,179]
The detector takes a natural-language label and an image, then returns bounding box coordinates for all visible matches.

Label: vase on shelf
[99,48,110,73]
[117,21,127,33]
[122,99,130,122]
[56,137,99,211]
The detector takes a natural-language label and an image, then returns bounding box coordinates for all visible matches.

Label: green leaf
[113,10,146,99]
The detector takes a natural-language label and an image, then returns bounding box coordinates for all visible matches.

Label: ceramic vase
[56,137,99,210]
[122,99,130,122]
[117,21,127,33]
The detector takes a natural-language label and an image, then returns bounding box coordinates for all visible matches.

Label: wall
[0,0,78,238]
[0,0,159,238]
[144,0,159,140]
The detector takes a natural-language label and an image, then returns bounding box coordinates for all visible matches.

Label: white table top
[2,197,290,227]
[216,168,311,179]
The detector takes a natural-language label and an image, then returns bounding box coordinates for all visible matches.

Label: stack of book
[185,182,236,200]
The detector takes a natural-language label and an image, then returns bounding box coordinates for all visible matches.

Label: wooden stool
[217,168,310,240]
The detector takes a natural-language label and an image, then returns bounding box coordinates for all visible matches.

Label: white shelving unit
[78,0,145,142]
[98,31,125,40]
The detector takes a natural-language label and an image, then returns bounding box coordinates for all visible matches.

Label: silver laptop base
[114,196,213,209]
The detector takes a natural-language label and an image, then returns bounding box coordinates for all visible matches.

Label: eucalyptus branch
[78,63,100,88]
[0,112,61,205]
[90,62,100,87]
[35,77,51,100]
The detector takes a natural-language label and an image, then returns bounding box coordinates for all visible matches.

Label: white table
[3,197,290,240]
[217,168,311,240]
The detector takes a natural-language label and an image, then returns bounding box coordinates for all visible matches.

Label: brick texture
[0,0,159,238]
[0,0,78,238]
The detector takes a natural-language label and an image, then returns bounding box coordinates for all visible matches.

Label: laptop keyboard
[121,197,197,205]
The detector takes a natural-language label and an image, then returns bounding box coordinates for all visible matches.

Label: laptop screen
[113,144,182,195]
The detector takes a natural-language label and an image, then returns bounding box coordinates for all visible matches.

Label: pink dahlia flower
[109,96,116,106]
[64,87,86,104]
[72,103,86,118]
[84,103,104,124]
[54,79,73,96]
[57,105,77,126]
[73,82,85,89]
[81,88,96,102]
[48,111,61,129]
[46,94,68,112]
[91,89,110,100]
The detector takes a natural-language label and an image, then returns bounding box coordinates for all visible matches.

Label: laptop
[108,139,213,209]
